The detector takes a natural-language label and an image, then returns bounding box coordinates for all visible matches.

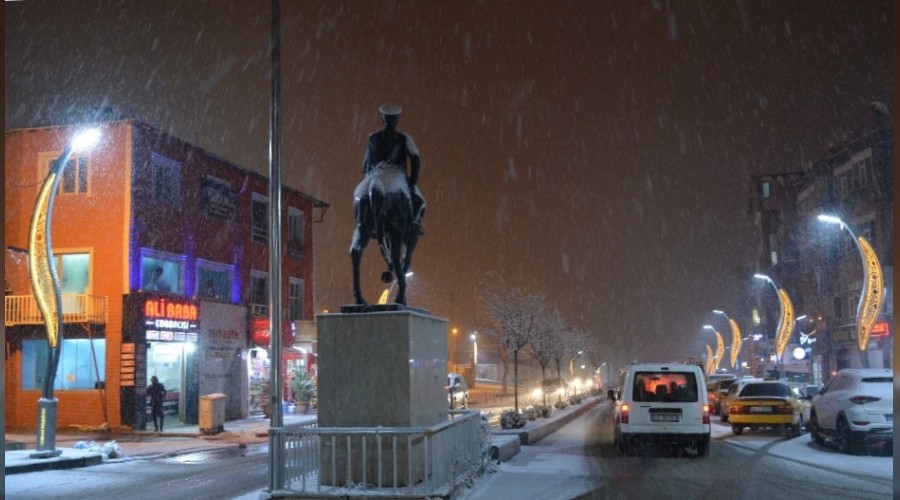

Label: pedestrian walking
[147,375,167,432]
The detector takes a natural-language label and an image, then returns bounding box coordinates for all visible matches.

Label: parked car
[728,381,803,436]
[719,377,763,422]
[614,363,710,456]
[808,368,893,455]
[707,377,737,415]
[447,372,469,409]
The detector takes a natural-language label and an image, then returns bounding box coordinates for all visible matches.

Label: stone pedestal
[317,310,448,486]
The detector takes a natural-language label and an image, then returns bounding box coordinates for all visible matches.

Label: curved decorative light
[856,236,885,351]
[714,330,725,372]
[728,319,742,368]
[705,344,714,375]
[775,288,795,359]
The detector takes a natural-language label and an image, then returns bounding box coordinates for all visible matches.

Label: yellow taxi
[728,381,803,436]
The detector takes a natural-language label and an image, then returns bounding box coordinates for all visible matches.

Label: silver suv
[809,368,893,455]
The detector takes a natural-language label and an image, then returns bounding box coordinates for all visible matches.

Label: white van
[614,363,711,456]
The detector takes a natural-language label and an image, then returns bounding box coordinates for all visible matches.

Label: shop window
[289,278,304,320]
[197,259,234,302]
[288,207,305,259]
[150,153,181,205]
[252,194,269,244]
[140,250,184,294]
[21,339,106,390]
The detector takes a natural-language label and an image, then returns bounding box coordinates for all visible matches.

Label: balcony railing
[4,294,108,326]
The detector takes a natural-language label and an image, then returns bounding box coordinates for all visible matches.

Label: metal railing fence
[270,409,486,497]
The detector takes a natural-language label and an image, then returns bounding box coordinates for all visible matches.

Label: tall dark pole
[268,0,284,491]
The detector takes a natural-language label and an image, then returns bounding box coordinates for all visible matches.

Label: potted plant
[291,370,316,414]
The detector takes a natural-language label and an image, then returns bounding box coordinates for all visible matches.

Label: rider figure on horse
[363,103,426,235]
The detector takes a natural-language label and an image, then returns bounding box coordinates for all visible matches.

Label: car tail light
[702,404,710,424]
[729,405,742,415]
[849,395,880,405]
[619,404,630,424]
[776,404,793,415]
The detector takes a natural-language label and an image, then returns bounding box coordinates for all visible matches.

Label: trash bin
[199,393,226,435]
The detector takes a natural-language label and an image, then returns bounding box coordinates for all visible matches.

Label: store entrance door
[146,341,191,425]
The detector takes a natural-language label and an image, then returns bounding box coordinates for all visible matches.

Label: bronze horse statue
[350,163,420,305]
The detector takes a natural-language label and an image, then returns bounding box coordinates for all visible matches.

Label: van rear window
[633,372,698,402]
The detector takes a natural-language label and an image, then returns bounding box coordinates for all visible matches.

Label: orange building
[5,120,327,430]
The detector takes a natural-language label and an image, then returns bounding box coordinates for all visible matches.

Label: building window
[197,259,234,303]
[288,208,306,259]
[250,270,269,308]
[761,180,771,199]
[45,152,89,195]
[22,339,106,390]
[251,194,269,244]
[56,252,91,313]
[289,278,304,320]
[140,250,185,294]
[150,153,181,205]
[833,296,844,319]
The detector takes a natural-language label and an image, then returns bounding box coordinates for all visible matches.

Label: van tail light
[849,396,880,405]
[620,404,630,424]
[702,404,710,424]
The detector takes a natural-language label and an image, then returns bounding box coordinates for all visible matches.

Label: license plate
[749,406,772,413]
[651,414,681,422]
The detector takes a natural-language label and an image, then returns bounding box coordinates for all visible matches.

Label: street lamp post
[713,310,743,373]
[702,325,725,373]
[817,214,886,368]
[754,273,795,380]
[27,128,101,458]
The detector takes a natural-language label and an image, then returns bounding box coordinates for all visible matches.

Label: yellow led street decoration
[28,167,63,349]
[775,288,794,359]
[705,344,714,375]
[856,236,885,351]
[728,319,742,368]
[714,330,725,372]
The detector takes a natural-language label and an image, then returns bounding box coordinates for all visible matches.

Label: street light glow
[71,128,102,151]
[817,214,844,226]
[753,273,772,282]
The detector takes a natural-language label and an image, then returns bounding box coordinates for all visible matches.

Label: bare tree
[480,272,546,412]
[529,305,567,405]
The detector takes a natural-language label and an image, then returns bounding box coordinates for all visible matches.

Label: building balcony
[4,294,108,326]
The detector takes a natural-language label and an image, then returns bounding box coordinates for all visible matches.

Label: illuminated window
[251,194,269,244]
[150,153,181,205]
[140,250,184,294]
[197,259,234,302]
[288,207,305,259]
[761,181,771,199]
[55,252,91,313]
[21,339,106,390]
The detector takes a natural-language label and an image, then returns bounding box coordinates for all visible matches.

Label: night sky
[5,1,892,367]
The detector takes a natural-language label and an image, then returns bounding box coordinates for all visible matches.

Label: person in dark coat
[147,375,167,432]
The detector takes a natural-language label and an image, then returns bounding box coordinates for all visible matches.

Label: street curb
[491,397,604,446]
